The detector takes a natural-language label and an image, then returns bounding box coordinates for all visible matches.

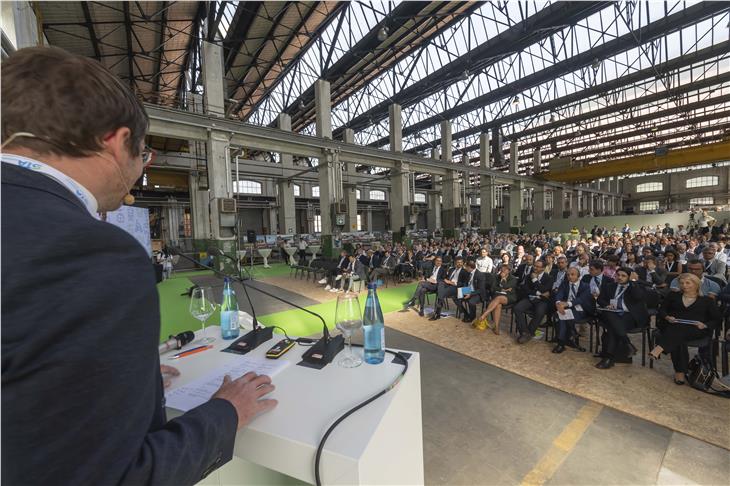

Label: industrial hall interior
[3,1,730,486]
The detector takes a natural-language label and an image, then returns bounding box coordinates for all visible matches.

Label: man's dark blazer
[518,272,554,301]
[554,280,596,318]
[580,274,615,297]
[634,266,667,286]
[597,280,649,325]
[2,165,237,485]
[423,265,447,282]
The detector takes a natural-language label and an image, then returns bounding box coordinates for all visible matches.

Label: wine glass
[189,286,216,345]
[335,293,363,368]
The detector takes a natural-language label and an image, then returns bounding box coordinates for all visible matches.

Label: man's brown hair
[1,46,148,157]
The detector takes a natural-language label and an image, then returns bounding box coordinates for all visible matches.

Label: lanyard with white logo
[2,154,98,216]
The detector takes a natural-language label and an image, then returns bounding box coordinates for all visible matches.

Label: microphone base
[301,335,345,368]
[225,327,274,355]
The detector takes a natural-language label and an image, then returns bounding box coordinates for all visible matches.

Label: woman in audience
[395,249,415,281]
[473,263,517,334]
[624,252,638,269]
[662,249,683,281]
[649,273,720,384]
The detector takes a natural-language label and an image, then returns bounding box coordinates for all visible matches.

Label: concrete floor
[384,328,730,486]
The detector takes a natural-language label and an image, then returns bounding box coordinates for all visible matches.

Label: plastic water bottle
[220,278,240,340]
[363,283,385,364]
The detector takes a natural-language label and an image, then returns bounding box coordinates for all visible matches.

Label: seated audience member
[553,267,594,353]
[430,256,469,320]
[497,251,512,273]
[550,255,569,295]
[604,254,619,279]
[513,254,534,288]
[700,246,727,283]
[662,249,683,281]
[595,267,647,369]
[330,254,355,293]
[370,250,397,282]
[475,263,518,334]
[581,260,613,299]
[320,250,349,290]
[649,273,720,384]
[669,259,721,299]
[403,256,446,317]
[394,249,416,281]
[513,259,554,344]
[634,255,667,289]
[457,260,486,323]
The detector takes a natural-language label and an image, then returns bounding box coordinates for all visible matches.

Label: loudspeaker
[247,230,256,244]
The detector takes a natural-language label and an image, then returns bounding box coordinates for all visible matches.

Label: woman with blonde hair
[649,273,720,384]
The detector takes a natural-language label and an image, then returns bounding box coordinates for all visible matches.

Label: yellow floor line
[520,401,604,486]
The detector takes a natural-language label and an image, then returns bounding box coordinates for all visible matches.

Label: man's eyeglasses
[141,145,155,165]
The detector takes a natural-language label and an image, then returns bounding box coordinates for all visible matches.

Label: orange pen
[169,345,213,360]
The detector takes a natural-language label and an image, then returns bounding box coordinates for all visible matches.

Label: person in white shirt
[475,248,494,274]
[297,237,308,263]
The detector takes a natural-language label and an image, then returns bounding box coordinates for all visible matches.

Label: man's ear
[102,127,132,162]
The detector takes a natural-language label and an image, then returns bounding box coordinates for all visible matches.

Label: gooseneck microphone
[168,247,343,365]
[158,330,195,354]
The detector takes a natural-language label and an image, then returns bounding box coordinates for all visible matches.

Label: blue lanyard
[2,154,98,216]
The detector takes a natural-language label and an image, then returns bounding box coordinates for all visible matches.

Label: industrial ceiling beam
[400,1,729,153]
[80,2,101,61]
[281,1,485,132]
[382,40,729,151]
[541,139,730,183]
[223,2,262,73]
[336,1,611,139]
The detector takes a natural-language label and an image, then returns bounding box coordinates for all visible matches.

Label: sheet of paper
[165,356,290,412]
[558,309,574,320]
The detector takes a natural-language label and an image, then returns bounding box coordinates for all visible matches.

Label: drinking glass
[335,293,363,368]
[189,286,217,344]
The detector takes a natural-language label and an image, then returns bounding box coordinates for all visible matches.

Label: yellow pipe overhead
[540,139,730,183]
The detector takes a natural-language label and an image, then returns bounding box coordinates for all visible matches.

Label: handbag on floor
[687,354,730,398]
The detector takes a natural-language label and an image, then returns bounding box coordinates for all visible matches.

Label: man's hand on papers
[213,372,278,429]
[160,365,180,389]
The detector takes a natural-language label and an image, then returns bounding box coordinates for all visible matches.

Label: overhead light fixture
[512,96,520,105]
[460,70,470,81]
[549,114,555,123]
[298,100,305,110]
[591,58,601,71]
[377,26,388,41]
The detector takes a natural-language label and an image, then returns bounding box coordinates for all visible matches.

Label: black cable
[314,346,409,486]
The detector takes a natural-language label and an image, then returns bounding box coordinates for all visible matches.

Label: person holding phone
[649,273,720,384]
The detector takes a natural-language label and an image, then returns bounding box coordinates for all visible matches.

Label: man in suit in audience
[595,267,648,369]
[700,246,727,283]
[513,260,554,344]
[553,267,595,353]
[2,47,276,485]
[430,256,470,320]
[581,261,613,300]
[459,261,492,323]
[322,250,350,290]
[404,256,447,317]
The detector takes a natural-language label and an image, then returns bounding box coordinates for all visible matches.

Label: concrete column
[534,186,547,220]
[315,79,332,139]
[585,190,594,216]
[615,196,623,214]
[479,132,493,229]
[389,104,408,237]
[389,104,402,152]
[201,41,225,117]
[509,182,524,229]
[366,207,373,232]
[509,141,519,174]
[266,207,277,235]
[206,129,234,240]
[189,172,211,239]
[440,121,460,234]
[568,191,579,218]
[342,128,358,232]
[427,149,442,230]
[277,114,296,234]
[532,148,542,175]
[555,188,566,218]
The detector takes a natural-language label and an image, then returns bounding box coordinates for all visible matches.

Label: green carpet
[157,275,417,342]
[157,275,221,341]
[246,262,296,279]
[256,282,418,336]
